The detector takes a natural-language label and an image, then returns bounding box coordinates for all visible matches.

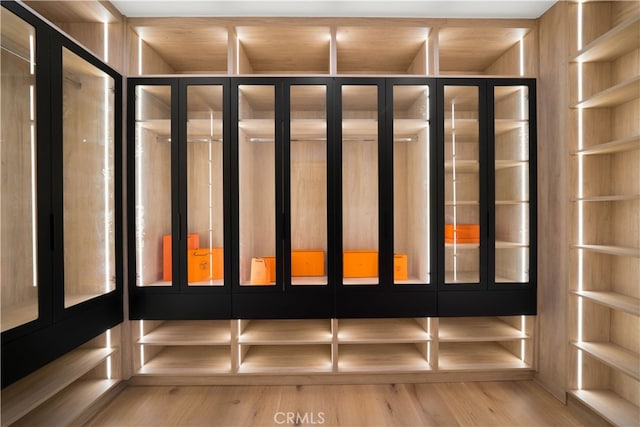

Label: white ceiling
[111,0,557,19]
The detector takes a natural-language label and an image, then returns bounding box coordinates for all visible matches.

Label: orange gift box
[291,250,325,277]
[187,247,223,283]
[445,224,480,244]
[394,254,408,281]
[343,250,378,278]
[163,233,200,281]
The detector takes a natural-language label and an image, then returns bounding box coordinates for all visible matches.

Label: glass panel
[444,86,479,284]
[1,9,38,330]
[342,85,379,285]
[62,48,116,305]
[239,85,276,286]
[134,85,172,287]
[186,85,224,286]
[495,85,530,283]
[393,85,430,285]
[290,85,328,286]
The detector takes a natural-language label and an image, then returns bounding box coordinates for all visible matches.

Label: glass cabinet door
[289,85,328,286]
[186,85,224,286]
[238,84,276,286]
[494,85,530,283]
[62,47,116,306]
[134,84,172,287]
[1,8,38,330]
[341,85,380,285]
[393,84,431,285]
[443,85,480,285]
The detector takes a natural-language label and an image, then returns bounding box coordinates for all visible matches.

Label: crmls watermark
[273,411,325,425]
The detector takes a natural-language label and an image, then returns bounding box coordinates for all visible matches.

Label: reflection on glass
[290,86,328,286]
[495,86,530,283]
[239,85,276,286]
[63,48,116,305]
[342,85,379,285]
[1,8,38,330]
[444,86,479,284]
[135,85,172,287]
[393,85,430,285]
[186,85,224,286]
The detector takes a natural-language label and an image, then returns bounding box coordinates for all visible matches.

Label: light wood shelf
[572,244,640,258]
[138,346,231,375]
[445,243,480,249]
[496,241,528,249]
[574,76,640,109]
[444,271,480,284]
[444,160,479,173]
[238,345,332,374]
[574,135,640,156]
[439,317,528,342]
[238,319,332,345]
[444,118,478,139]
[446,200,479,206]
[572,341,640,381]
[572,15,640,63]
[11,379,119,427]
[338,318,430,343]
[572,290,640,316]
[338,343,431,373]
[138,320,231,345]
[1,299,38,333]
[1,347,115,426]
[438,342,530,371]
[495,160,527,170]
[573,194,640,202]
[569,390,640,427]
[495,119,528,135]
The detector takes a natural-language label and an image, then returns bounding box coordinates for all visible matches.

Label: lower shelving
[570,389,640,427]
[133,317,531,379]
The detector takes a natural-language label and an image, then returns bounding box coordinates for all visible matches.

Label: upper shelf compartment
[336,26,429,75]
[572,14,640,63]
[237,26,330,74]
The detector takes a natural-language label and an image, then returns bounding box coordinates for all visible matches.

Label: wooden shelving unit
[1,329,120,427]
[568,2,640,424]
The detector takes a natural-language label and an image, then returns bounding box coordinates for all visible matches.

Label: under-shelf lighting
[29,34,35,75]
[138,36,142,75]
[208,111,214,281]
[30,84,37,288]
[103,22,108,63]
[106,329,112,379]
[104,75,111,293]
[135,86,145,286]
[576,0,584,391]
[451,101,458,282]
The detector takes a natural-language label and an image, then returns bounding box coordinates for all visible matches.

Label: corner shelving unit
[568,3,640,425]
[1,329,121,427]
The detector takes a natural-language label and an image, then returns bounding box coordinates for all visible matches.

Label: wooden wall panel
[535,0,570,402]
[485,27,539,76]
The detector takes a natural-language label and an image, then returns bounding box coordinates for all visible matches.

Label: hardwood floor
[85,381,603,426]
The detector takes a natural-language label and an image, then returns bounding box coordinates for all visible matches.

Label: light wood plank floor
[86,381,602,427]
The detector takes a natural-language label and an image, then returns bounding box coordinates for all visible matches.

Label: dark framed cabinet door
[436,78,536,316]
[127,77,231,319]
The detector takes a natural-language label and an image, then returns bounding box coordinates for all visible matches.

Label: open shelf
[495,119,528,135]
[574,135,640,156]
[338,318,429,343]
[138,321,231,345]
[138,346,231,375]
[238,319,332,345]
[572,341,640,381]
[572,290,640,316]
[1,347,115,426]
[439,317,528,342]
[574,76,640,109]
[569,390,640,427]
[438,342,530,371]
[338,344,430,373]
[11,379,119,427]
[572,15,640,63]
[238,345,332,374]
[572,244,640,258]
[573,194,640,202]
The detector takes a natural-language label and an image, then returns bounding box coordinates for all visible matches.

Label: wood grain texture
[85,381,596,427]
